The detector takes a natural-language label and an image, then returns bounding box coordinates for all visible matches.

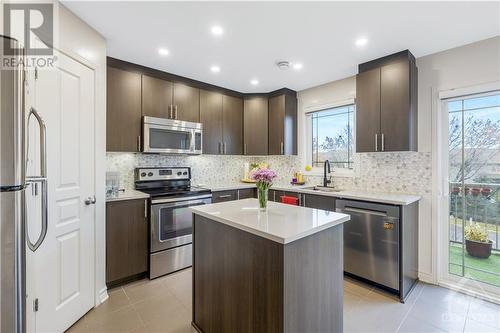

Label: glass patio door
[446,92,500,287]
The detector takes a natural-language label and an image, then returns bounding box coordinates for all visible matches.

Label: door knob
[85,196,96,205]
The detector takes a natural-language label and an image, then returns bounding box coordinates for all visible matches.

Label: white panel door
[31,51,95,333]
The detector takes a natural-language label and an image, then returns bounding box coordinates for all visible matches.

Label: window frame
[304,99,356,177]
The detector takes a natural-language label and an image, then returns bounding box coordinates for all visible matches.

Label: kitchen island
[190,198,350,333]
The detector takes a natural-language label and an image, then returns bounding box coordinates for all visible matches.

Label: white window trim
[434,81,500,301]
[304,99,356,177]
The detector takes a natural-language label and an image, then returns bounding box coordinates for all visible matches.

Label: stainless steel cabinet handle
[280,142,284,155]
[375,133,378,152]
[174,105,178,119]
[26,107,48,252]
[137,135,141,152]
[84,196,96,205]
[218,142,222,154]
[244,143,247,155]
[381,133,385,152]
[217,194,232,199]
[223,142,226,154]
[344,206,387,217]
[168,105,173,119]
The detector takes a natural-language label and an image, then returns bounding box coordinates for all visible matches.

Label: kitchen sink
[303,186,342,193]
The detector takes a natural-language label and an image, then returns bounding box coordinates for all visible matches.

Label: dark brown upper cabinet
[356,50,417,152]
[200,90,223,154]
[142,74,173,118]
[107,66,142,152]
[243,96,268,155]
[268,91,297,155]
[222,95,243,155]
[200,91,243,155]
[173,83,200,122]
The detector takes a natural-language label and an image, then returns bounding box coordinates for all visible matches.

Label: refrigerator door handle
[26,107,48,252]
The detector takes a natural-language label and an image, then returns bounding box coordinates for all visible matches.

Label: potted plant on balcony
[464,224,493,259]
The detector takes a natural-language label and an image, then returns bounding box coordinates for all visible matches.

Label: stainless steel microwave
[143,116,203,154]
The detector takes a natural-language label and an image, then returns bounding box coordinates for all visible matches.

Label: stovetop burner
[134,166,211,199]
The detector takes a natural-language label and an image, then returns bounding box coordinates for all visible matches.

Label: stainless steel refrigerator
[1,35,48,333]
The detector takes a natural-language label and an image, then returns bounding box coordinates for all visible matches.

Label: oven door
[143,122,194,154]
[150,195,212,252]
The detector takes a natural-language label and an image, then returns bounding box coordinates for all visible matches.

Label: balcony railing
[449,181,499,250]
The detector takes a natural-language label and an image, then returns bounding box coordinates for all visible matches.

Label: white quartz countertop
[106,189,150,202]
[190,198,350,244]
[200,183,420,205]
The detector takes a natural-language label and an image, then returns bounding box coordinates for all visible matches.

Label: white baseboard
[97,287,109,306]
[418,271,436,284]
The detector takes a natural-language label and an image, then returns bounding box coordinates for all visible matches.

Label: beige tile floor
[67,268,500,333]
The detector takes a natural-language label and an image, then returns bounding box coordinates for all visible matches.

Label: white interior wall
[417,36,500,283]
[297,36,500,283]
[57,3,108,305]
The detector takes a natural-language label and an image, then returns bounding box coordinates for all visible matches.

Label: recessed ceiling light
[355,37,368,47]
[210,65,220,73]
[293,63,303,70]
[211,26,224,36]
[158,48,169,56]
[250,79,259,86]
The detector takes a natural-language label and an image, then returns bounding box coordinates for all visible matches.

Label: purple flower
[251,168,277,186]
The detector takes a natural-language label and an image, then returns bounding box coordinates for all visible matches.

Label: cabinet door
[243,97,268,155]
[268,95,285,155]
[303,194,335,211]
[200,90,223,154]
[212,190,238,203]
[142,75,173,118]
[355,68,381,153]
[106,199,147,285]
[380,61,411,152]
[238,188,256,199]
[173,83,200,122]
[107,67,142,152]
[222,95,243,155]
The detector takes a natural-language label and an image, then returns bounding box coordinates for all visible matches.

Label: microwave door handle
[190,129,196,152]
[26,107,48,252]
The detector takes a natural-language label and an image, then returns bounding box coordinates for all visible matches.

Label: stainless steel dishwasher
[336,199,400,291]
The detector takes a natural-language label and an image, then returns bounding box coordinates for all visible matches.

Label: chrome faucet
[323,160,331,187]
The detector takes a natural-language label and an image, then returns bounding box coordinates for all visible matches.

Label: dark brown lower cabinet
[106,199,148,287]
[212,190,238,203]
[238,188,256,199]
[302,194,335,211]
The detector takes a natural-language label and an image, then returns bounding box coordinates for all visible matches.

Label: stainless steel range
[135,167,211,279]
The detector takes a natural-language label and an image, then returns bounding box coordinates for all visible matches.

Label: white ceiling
[63,1,500,93]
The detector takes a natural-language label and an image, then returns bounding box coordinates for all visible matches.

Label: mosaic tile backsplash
[107,152,431,196]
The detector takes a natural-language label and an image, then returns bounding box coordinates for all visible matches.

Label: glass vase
[257,187,269,212]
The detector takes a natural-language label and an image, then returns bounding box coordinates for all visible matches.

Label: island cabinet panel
[141,74,173,118]
[193,214,344,333]
[200,90,223,154]
[284,226,343,333]
[243,96,268,155]
[106,199,148,287]
[173,83,200,122]
[193,215,284,333]
[302,193,335,211]
[212,190,238,203]
[107,66,142,152]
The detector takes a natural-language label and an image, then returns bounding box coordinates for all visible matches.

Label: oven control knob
[183,172,188,175]
[141,172,146,177]
[148,172,153,177]
[177,172,182,176]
